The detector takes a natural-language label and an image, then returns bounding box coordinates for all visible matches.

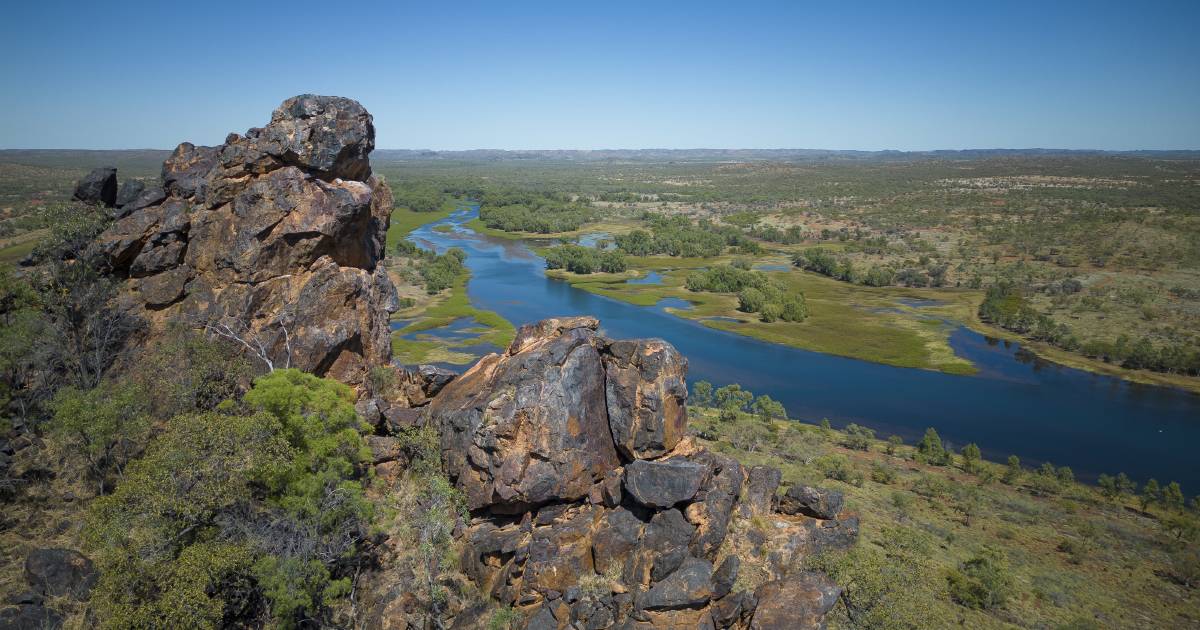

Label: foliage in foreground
[83,369,373,628]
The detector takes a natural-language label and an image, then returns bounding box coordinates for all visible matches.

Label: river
[402,206,1200,490]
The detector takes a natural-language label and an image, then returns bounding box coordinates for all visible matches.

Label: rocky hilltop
[92,94,398,383]
[364,317,854,629]
[51,97,852,628]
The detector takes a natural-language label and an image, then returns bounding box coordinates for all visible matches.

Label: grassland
[548,255,978,374]
[692,407,1200,629]
[390,272,514,365]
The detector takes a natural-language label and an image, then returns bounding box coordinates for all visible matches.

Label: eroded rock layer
[409,317,852,629]
[95,94,398,383]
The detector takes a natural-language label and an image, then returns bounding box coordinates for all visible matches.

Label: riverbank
[690,405,1199,628]
[390,270,515,365]
[547,257,978,375]
[385,200,462,248]
[533,226,1200,392]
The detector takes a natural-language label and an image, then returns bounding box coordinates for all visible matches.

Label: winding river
[403,207,1200,489]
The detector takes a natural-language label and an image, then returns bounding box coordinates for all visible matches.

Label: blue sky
[1,0,1197,150]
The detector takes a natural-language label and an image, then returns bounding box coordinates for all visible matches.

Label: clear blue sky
[2,0,1197,150]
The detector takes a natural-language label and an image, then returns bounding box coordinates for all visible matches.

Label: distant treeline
[614,214,763,258]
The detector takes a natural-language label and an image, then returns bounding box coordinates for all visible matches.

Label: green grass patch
[391,272,515,365]
[546,256,979,374]
[386,198,462,249]
[0,230,45,265]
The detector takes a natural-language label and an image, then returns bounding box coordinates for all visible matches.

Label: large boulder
[750,572,841,630]
[778,485,844,520]
[426,317,620,511]
[94,95,397,384]
[114,178,146,208]
[624,459,706,509]
[637,557,713,611]
[604,338,688,459]
[23,548,96,599]
[73,167,117,206]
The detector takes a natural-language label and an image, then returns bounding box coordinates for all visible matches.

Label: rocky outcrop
[413,317,850,629]
[73,167,118,206]
[779,484,844,520]
[92,94,397,383]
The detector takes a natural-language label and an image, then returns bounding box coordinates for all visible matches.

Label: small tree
[1002,455,1022,485]
[843,423,875,451]
[961,443,982,474]
[917,428,947,465]
[690,380,713,407]
[1163,481,1185,512]
[947,548,1013,610]
[1141,479,1161,513]
[885,435,903,455]
[752,394,786,424]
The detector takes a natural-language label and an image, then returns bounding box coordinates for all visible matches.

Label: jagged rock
[710,590,749,628]
[406,317,840,628]
[23,548,95,599]
[801,515,859,556]
[711,556,739,600]
[114,179,145,208]
[116,184,167,218]
[73,167,117,206]
[591,507,643,575]
[638,557,713,611]
[523,505,600,595]
[686,451,743,558]
[627,508,696,588]
[778,485,843,520]
[604,338,688,459]
[94,95,397,385]
[588,468,623,508]
[427,317,620,511]
[739,465,781,518]
[624,458,706,509]
[415,364,456,396]
[750,572,840,630]
[162,142,219,199]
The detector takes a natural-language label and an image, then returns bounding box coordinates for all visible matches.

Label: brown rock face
[604,338,688,460]
[426,317,620,512]
[95,94,397,383]
[417,317,849,629]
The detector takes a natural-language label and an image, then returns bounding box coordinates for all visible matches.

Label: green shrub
[86,369,374,628]
[947,548,1014,610]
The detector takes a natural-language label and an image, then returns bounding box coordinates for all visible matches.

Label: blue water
[407,207,1200,489]
[629,271,663,285]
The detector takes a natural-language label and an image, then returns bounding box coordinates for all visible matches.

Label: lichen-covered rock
[94,94,396,384]
[778,485,844,520]
[604,338,688,459]
[624,459,706,509]
[686,451,744,558]
[23,548,96,600]
[637,557,713,611]
[426,317,620,511]
[114,178,145,208]
[750,572,841,630]
[739,465,781,518]
[73,167,118,206]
